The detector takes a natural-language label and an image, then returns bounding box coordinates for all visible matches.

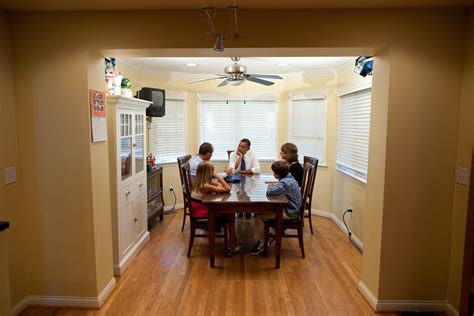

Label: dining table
[201,173,288,269]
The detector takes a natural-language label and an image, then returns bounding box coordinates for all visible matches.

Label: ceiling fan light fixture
[213,33,224,52]
[277,62,289,67]
[228,79,245,86]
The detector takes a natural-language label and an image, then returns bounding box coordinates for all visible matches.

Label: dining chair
[227,150,234,160]
[263,162,314,258]
[302,156,319,234]
[180,161,229,258]
[177,155,192,231]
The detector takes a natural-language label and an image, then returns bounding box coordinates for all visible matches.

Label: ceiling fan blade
[246,76,275,86]
[248,74,283,80]
[217,79,230,87]
[187,76,226,84]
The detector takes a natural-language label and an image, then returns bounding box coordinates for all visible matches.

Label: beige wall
[4,8,470,311]
[0,11,29,310]
[447,8,474,311]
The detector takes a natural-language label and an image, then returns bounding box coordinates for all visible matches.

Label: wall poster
[89,89,107,142]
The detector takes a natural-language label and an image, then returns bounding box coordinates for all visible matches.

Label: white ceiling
[1,0,472,11]
[120,56,353,77]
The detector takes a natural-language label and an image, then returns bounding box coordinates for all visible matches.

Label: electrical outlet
[4,167,17,185]
[168,186,174,193]
[456,167,470,186]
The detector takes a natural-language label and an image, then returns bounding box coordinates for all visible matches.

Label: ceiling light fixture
[203,1,239,52]
[213,33,225,52]
[186,63,198,67]
[277,63,289,67]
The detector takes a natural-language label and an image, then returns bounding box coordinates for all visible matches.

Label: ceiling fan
[187,57,283,87]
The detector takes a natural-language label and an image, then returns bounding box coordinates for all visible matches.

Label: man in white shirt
[189,142,231,182]
[228,138,261,175]
[229,139,260,218]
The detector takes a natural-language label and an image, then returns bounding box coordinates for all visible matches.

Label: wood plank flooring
[21,210,396,316]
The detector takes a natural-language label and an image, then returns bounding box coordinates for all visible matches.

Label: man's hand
[223,167,232,177]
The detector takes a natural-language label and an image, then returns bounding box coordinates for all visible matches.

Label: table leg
[208,206,216,268]
[275,207,282,269]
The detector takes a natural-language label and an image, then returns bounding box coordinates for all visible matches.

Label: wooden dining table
[202,174,288,269]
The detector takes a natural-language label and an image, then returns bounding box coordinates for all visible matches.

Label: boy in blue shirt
[251,160,302,255]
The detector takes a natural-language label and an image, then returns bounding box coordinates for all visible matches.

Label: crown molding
[118,58,341,81]
[333,58,356,75]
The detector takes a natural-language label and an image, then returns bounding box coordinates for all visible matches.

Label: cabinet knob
[125,190,131,196]
[134,218,138,223]
[138,182,143,188]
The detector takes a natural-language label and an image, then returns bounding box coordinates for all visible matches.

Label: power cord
[164,188,177,214]
[342,208,353,240]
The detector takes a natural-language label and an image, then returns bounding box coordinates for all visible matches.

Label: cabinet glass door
[120,113,133,181]
[134,114,145,175]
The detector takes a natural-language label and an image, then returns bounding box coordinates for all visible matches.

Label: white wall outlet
[168,186,174,193]
[456,167,470,186]
[4,167,17,185]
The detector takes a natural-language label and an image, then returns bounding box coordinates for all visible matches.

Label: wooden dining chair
[302,156,319,234]
[227,150,234,160]
[180,162,229,258]
[177,155,192,231]
[263,162,314,258]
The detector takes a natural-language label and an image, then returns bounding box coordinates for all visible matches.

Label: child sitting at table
[251,160,302,256]
[192,161,246,254]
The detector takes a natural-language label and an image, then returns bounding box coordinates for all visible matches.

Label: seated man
[251,160,302,256]
[228,138,260,218]
[189,142,231,183]
[228,138,260,175]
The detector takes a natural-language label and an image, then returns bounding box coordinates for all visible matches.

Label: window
[289,92,327,165]
[151,93,186,163]
[199,95,277,160]
[336,85,372,182]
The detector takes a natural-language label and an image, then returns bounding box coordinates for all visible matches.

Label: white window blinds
[336,88,372,182]
[151,98,186,163]
[200,99,277,160]
[289,97,327,165]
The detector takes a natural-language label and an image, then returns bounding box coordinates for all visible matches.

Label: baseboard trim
[114,231,150,276]
[11,277,116,315]
[164,203,184,212]
[98,277,116,307]
[358,281,458,314]
[11,296,29,315]
[358,281,378,310]
[311,209,364,252]
[445,303,459,316]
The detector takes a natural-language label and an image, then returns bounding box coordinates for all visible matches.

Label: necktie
[240,156,246,171]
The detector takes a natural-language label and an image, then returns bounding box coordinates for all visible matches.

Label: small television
[136,87,165,117]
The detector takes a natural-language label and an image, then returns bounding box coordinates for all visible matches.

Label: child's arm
[266,182,287,195]
[202,182,231,193]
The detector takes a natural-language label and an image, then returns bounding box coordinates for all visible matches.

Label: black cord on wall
[164,188,177,214]
[342,209,353,240]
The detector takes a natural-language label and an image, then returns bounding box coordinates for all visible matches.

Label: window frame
[336,79,372,184]
[288,90,328,167]
[197,92,279,162]
[150,91,188,164]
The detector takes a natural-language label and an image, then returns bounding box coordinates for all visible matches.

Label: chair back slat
[303,156,319,204]
[180,161,196,219]
[299,162,314,222]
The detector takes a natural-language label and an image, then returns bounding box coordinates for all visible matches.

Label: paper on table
[264,176,278,183]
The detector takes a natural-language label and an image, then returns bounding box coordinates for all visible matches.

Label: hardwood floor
[21,210,396,316]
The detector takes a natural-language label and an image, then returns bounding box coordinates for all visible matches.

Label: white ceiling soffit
[119,56,354,79]
[1,0,472,11]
